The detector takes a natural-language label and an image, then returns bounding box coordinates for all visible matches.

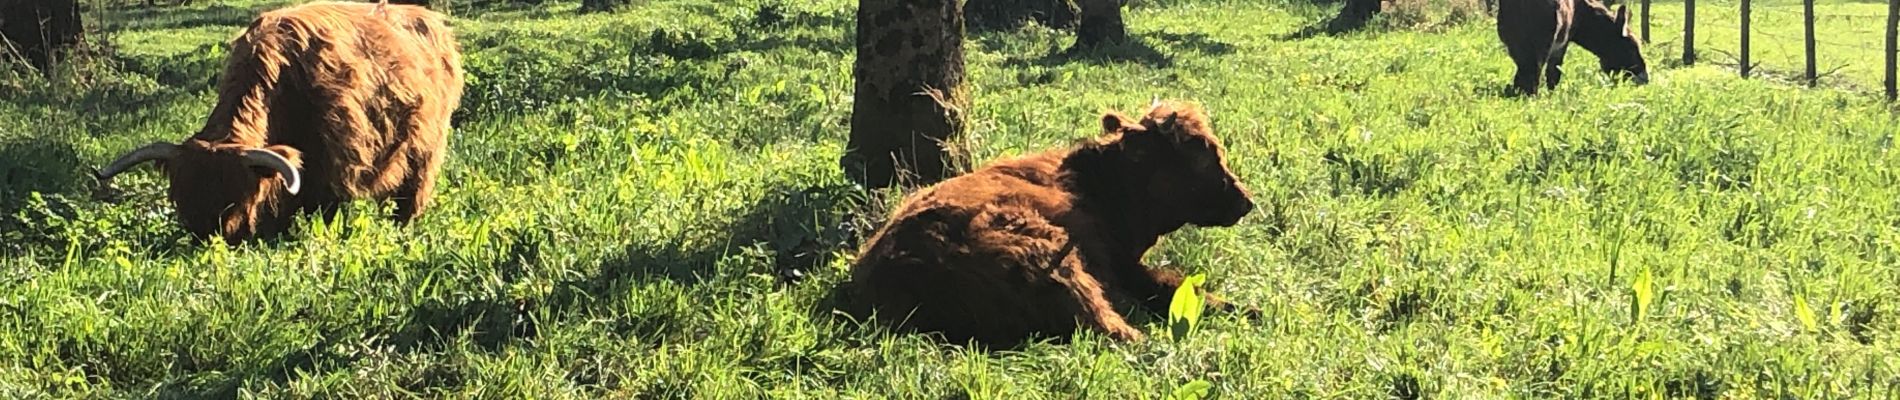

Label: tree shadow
[114,181,881,396]
[1148,31,1236,57]
[734,4,852,54]
[138,229,551,398]
[1001,30,1240,69]
[0,138,84,214]
[1006,36,1174,69]
[1283,6,1380,39]
[98,2,282,32]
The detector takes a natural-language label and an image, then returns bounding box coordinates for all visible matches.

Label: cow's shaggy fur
[850,101,1256,347]
[1497,0,1648,95]
[96,1,464,243]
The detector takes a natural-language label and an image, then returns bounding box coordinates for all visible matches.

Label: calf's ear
[1615,5,1630,25]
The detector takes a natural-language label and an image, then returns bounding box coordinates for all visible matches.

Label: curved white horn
[241,149,302,195]
[95,142,180,181]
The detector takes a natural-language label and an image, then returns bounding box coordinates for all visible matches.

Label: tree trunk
[847,0,969,189]
[1074,0,1126,48]
[966,0,1078,30]
[0,0,83,76]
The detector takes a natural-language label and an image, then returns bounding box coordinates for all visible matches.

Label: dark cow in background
[850,100,1256,347]
[0,0,83,74]
[95,1,465,244]
[1498,0,1648,95]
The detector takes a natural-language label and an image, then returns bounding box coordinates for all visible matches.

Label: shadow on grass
[586,183,874,289]
[0,139,85,214]
[1007,35,1175,68]
[133,181,882,397]
[1003,30,1240,69]
[1282,7,1379,39]
[98,2,283,32]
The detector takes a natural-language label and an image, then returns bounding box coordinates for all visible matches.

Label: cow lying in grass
[851,100,1255,347]
[94,1,464,244]
[1498,0,1648,95]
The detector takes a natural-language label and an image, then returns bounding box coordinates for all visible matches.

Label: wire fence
[1636,0,1897,100]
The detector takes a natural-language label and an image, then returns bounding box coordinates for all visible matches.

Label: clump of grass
[2,0,1897,398]
[1376,0,1488,31]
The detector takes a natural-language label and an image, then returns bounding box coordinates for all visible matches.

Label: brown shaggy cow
[94,1,464,244]
[1497,0,1648,95]
[850,100,1255,347]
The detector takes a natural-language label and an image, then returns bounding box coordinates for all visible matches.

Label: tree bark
[0,0,83,76]
[847,0,969,189]
[1074,0,1126,48]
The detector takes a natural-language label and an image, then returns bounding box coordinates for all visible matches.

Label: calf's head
[95,140,303,243]
[1097,101,1254,227]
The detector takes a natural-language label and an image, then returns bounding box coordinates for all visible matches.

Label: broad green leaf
[1169,274,1208,341]
[1793,291,1819,333]
[1169,379,1214,400]
[1631,268,1654,324]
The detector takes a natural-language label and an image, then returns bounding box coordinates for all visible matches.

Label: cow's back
[1496,0,1573,60]
[237,1,464,198]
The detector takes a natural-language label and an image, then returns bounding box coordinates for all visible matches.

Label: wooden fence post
[1642,0,1651,43]
[1685,0,1697,65]
[1888,0,1897,101]
[1741,0,1751,78]
[1804,0,1817,86]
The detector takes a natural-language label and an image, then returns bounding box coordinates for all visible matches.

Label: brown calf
[851,101,1255,347]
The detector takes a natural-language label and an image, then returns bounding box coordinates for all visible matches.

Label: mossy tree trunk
[846,0,969,189]
[0,0,82,76]
[1074,0,1126,48]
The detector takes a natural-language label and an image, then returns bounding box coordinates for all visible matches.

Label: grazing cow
[93,1,464,244]
[1497,0,1648,95]
[850,100,1255,347]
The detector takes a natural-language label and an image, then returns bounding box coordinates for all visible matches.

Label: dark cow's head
[1581,4,1649,84]
[1098,101,1254,227]
[94,140,303,243]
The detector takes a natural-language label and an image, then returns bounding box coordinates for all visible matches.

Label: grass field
[2,0,1898,397]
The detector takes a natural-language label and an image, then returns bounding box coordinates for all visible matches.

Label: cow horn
[241,148,302,195]
[95,142,180,181]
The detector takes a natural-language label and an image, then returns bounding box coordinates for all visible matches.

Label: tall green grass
[1,0,1895,397]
